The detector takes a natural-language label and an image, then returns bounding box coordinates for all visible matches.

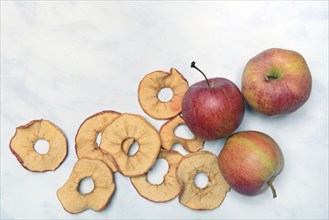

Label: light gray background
[1,1,328,219]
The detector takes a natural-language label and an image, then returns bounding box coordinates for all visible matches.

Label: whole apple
[218,131,284,198]
[242,48,312,116]
[182,62,245,140]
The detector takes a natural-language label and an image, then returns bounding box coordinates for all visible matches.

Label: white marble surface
[1,1,328,219]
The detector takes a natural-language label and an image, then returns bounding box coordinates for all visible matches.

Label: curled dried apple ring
[176,151,230,210]
[75,110,121,172]
[130,150,183,202]
[159,115,204,152]
[9,119,67,172]
[138,68,189,120]
[57,158,115,214]
[100,113,161,177]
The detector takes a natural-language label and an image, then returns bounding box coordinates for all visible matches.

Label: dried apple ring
[75,110,121,172]
[138,68,189,120]
[176,151,230,210]
[130,150,183,202]
[100,113,161,177]
[57,158,115,214]
[159,115,204,152]
[9,119,67,172]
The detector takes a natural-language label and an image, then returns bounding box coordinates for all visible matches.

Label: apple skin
[182,77,245,140]
[218,131,284,197]
[242,48,312,116]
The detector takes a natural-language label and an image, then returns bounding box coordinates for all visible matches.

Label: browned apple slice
[57,158,115,214]
[159,115,204,152]
[130,150,182,202]
[9,119,67,172]
[176,151,230,210]
[100,113,161,177]
[138,68,189,120]
[75,110,121,172]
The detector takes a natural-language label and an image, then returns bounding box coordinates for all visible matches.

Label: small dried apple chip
[57,158,115,214]
[9,119,67,172]
[176,151,230,210]
[100,113,161,177]
[130,150,183,202]
[75,110,121,172]
[159,115,204,152]
[138,68,189,120]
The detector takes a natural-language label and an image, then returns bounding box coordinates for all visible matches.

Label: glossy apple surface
[242,48,312,116]
[218,131,284,197]
[182,77,245,140]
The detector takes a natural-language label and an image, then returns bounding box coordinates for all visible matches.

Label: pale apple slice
[57,158,115,214]
[9,119,67,172]
[138,68,189,120]
[159,115,204,152]
[75,110,121,172]
[100,113,161,177]
[130,150,183,202]
[176,151,230,210]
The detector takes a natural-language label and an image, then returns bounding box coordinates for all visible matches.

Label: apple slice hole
[78,177,95,195]
[174,124,195,139]
[158,87,173,102]
[33,139,50,155]
[96,132,102,146]
[194,172,209,189]
[147,158,169,184]
[127,140,139,156]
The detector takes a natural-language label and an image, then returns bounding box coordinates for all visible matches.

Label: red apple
[242,48,312,116]
[218,131,284,198]
[182,62,245,140]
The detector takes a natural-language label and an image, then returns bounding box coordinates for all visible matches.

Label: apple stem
[267,179,277,198]
[264,75,277,81]
[191,61,211,88]
[265,67,280,81]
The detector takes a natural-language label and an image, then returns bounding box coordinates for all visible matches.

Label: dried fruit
[159,115,204,152]
[176,151,230,210]
[75,110,121,172]
[9,119,67,172]
[57,158,115,214]
[138,68,189,120]
[100,113,161,176]
[130,150,182,202]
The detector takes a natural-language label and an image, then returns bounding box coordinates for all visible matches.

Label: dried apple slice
[9,119,67,172]
[57,158,115,214]
[100,113,161,177]
[75,110,121,172]
[159,115,204,152]
[176,151,230,210]
[138,68,189,120]
[130,150,182,202]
